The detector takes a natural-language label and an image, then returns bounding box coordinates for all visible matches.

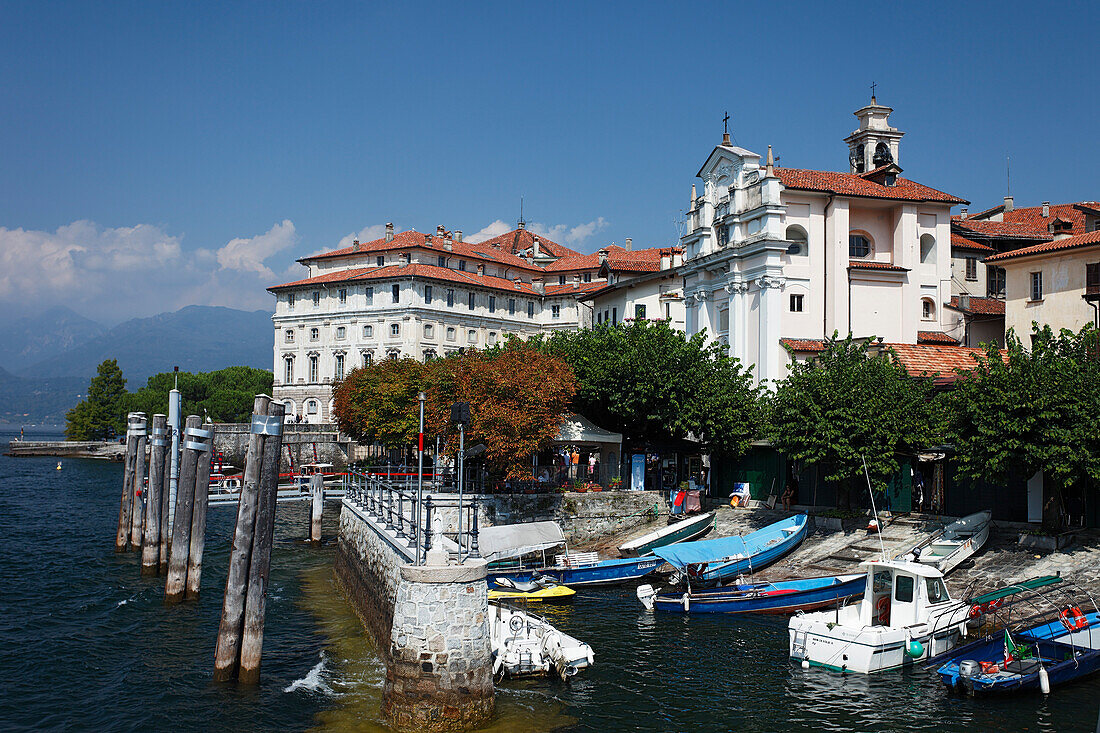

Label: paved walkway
[590,505,1100,599]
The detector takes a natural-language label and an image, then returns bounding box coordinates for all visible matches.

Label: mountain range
[1,306,273,425]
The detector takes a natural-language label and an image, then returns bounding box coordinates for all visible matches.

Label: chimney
[959,207,968,218]
[597,248,608,266]
[353,239,361,251]
[1004,195,1014,212]
[624,237,632,251]
[959,293,970,311]
[660,249,671,270]
[455,230,463,242]
[518,219,526,230]
[532,276,544,294]
[532,237,541,258]
[572,274,580,289]
[672,249,683,267]
[476,263,484,276]
[512,277,522,289]
[385,223,394,242]
[1042,202,1050,217]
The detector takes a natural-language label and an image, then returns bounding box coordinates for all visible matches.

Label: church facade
[678,99,967,386]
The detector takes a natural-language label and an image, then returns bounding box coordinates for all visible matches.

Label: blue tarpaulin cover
[654,514,806,569]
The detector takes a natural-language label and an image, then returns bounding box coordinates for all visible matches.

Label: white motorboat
[900,510,992,575]
[788,558,970,674]
[489,602,594,679]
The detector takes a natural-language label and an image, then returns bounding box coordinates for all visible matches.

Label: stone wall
[333,504,410,659]
[213,422,350,470]
[429,490,662,547]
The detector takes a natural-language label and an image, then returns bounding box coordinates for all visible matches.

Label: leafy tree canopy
[65,359,127,439]
[538,320,762,458]
[768,334,938,499]
[948,324,1100,495]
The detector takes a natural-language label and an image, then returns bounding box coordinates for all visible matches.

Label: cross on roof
[723,111,730,134]
[870,81,877,100]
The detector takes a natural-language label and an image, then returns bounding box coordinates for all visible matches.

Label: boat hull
[489,556,663,588]
[700,517,808,584]
[653,574,864,615]
[790,619,964,674]
[488,585,576,603]
[618,512,715,557]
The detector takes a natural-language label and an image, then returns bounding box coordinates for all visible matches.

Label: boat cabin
[860,559,953,629]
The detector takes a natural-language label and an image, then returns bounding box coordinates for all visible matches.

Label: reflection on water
[2,428,1099,733]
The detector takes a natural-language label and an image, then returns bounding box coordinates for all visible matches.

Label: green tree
[65,359,127,439]
[332,358,429,446]
[124,366,273,423]
[768,334,938,507]
[948,324,1100,525]
[540,320,762,458]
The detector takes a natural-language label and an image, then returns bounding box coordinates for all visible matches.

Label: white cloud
[465,220,511,244]
[216,219,299,279]
[0,219,298,323]
[334,223,391,252]
[529,217,609,247]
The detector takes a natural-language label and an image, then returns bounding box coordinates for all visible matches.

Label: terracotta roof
[300,229,543,272]
[984,230,1100,263]
[950,233,994,253]
[543,252,602,272]
[1000,203,1100,237]
[780,338,826,352]
[953,219,1051,240]
[544,280,607,296]
[945,296,1005,316]
[269,263,543,295]
[917,331,960,345]
[475,228,579,259]
[848,260,909,272]
[776,167,967,204]
[882,343,995,385]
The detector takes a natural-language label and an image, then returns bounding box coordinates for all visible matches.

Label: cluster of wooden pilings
[214,397,285,684]
[115,411,214,600]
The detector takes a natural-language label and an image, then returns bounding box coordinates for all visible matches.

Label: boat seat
[503,579,543,593]
[1003,659,1041,674]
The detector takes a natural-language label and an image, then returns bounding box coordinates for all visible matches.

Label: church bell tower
[844,93,905,173]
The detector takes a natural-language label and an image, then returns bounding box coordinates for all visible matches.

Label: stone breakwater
[334,503,493,731]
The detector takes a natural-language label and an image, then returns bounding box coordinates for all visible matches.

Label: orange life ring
[876,595,890,624]
[1061,605,1089,631]
[969,604,983,620]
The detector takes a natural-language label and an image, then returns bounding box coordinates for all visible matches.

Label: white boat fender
[682,593,690,613]
[493,652,504,676]
[801,660,810,670]
[1039,666,1051,694]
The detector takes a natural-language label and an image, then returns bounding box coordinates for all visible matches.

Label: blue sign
[631,454,646,491]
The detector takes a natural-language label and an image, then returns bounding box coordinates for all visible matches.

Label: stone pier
[334,501,494,732]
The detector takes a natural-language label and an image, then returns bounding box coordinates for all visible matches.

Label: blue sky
[1,1,1096,323]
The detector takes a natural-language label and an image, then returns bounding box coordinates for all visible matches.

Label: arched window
[446,327,456,341]
[361,351,372,367]
[921,298,936,320]
[849,233,872,258]
[786,225,808,256]
[920,234,936,264]
[283,400,295,420]
[873,142,893,168]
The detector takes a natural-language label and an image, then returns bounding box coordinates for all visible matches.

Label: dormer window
[884,172,897,187]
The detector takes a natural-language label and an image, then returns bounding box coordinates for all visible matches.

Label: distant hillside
[0,306,107,372]
[20,306,274,385]
[0,366,86,425]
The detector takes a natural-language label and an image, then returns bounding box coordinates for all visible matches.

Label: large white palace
[671,97,967,385]
[268,223,674,421]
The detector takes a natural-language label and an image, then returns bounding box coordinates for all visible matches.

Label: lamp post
[416,391,425,565]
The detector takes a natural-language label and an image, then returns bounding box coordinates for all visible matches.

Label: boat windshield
[926,576,949,603]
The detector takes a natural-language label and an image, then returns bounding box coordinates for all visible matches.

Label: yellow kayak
[489,584,576,603]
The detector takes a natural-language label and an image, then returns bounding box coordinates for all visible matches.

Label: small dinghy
[900,510,992,575]
[637,573,865,615]
[488,576,576,604]
[490,602,594,679]
[618,511,715,557]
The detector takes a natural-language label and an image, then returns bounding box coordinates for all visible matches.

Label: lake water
[1,427,1098,732]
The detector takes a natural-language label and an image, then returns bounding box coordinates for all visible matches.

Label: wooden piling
[185,423,215,599]
[214,395,271,682]
[141,414,167,576]
[165,415,201,603]
[310,473,324,545]
[238,401,285,684]
[129,414,148,549]
[115,427,136,551]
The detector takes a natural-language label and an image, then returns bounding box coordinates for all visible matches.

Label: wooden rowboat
[618,511,715,557]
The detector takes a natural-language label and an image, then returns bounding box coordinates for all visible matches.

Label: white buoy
[682,592,690,613]
[1039,666,1051,694]
[801,659,810,670]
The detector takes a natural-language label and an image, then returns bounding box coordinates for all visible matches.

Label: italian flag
[1003,630,1019,665]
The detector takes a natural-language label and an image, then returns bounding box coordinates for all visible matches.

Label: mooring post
[158,424,173,575]
[141,414,168,575]
[165,415,202,603]
[115,415,137,551]
[238,401,285,684]
[309,472,323,545]
[129,413,148,549]
[214,395,271,683]
[185,422,215,599]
